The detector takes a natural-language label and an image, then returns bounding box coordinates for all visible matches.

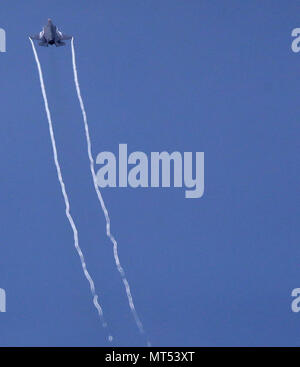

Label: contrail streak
[71,38,149,343]
[29,38,113,343]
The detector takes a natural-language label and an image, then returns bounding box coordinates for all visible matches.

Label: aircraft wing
[30,30,45,41]
[57,30,72,40]
[30,34,42,40]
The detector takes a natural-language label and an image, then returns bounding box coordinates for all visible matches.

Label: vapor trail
[29,38,113,343]
[71,38,149,342]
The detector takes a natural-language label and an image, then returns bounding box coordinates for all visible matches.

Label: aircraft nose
[48,18,52,22]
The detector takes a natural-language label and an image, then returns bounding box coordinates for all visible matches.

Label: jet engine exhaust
[29,38,113,343]
[71,38,150,346]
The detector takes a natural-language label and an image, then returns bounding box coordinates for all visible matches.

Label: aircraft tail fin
[39,41,48,47]
[55,41,65,47]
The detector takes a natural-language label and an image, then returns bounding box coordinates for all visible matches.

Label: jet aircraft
[30,19,72,47]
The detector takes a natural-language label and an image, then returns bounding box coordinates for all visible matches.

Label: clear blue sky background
[0,0,300,347]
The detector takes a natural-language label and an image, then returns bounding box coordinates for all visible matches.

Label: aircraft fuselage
[43,21,58,44]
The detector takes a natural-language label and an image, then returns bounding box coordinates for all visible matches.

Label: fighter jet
[30,19,72,47]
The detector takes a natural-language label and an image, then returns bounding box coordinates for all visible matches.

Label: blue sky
[0,0,300,346]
